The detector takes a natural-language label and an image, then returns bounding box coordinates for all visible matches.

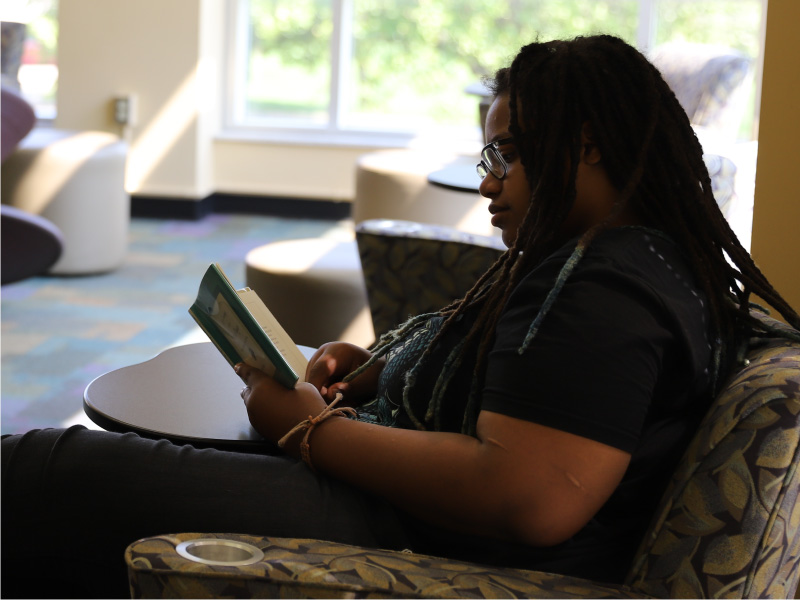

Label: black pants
[1,426,412,599]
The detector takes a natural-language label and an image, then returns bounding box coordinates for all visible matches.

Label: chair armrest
[126,533,651,599]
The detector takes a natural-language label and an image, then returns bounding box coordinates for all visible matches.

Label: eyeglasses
[476,137,515,181]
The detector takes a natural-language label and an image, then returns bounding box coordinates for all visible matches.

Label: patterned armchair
[354,219,507,339]
[125,311,800,599]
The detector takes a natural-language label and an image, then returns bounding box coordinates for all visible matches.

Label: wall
[213,139,371,201]
[751,0,800,317]
[56,0,222,199]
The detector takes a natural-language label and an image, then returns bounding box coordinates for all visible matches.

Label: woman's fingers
[306,353,337,389]
[235,363,262,405]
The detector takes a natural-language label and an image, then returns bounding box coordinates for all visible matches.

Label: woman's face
[480,93,625,248]
[478,93,532,248]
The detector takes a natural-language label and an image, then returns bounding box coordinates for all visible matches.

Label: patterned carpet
[1,213,351,435]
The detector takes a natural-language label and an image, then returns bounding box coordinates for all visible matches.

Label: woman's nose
[479,172,501,198]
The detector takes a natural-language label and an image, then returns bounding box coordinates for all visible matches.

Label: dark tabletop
[84,341,315,452]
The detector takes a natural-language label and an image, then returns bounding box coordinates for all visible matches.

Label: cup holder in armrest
[175,538,265,566]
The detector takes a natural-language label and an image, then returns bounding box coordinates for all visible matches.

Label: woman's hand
[305,342,385,405]
[236,363,328,456]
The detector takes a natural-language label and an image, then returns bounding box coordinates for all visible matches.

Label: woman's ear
[581,121,602,165]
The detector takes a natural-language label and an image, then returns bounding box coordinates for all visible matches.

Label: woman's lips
[488,204,507,228]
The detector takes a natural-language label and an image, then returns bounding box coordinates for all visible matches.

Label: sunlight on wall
[126,69,199,193]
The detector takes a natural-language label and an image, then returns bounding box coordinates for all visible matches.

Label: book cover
[189,263,308,389]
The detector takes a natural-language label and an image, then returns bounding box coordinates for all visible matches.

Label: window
[650,0,765,141]
[1,0,59,120]
[224,0,765,145]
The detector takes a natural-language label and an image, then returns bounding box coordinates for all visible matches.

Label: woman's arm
[238,367,630,547]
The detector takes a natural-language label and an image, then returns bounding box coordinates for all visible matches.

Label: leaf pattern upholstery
[355,219,506,338]
[127,314,800,599]
[627,331,800,599]
[126,533,647,599]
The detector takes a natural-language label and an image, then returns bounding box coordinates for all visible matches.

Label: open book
[189,263,308,388]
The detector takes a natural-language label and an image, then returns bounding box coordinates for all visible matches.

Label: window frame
[222,0,424,148]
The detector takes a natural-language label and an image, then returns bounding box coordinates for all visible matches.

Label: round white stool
[245,238,374,349]
[1,128,129,274]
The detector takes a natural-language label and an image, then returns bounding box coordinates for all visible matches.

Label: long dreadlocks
[347,34,800,435]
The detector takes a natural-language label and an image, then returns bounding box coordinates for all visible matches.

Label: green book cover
[189,263,307,389]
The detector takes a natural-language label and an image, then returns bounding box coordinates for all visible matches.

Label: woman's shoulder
[531,227,693,289]
[558,226,697,293]
[514,226,708,337]
[587,226,683,265]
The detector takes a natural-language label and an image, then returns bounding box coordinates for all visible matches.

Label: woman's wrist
[278,393,358,470]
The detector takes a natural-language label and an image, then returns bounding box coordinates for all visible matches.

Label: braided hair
[347,35,800,435]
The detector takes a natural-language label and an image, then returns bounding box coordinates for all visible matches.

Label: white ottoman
[245,238,374,349]
[1,128,129,274]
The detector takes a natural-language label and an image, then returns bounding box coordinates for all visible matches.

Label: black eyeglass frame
[476,137,515,181]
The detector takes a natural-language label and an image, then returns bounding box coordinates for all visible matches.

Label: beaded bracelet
[277,392,357,471]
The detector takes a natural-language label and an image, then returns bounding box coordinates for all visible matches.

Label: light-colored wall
[57,0,217,199]
[751,0,800,318]
[213,140,370,201]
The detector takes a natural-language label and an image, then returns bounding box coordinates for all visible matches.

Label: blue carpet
[1,214,351,435]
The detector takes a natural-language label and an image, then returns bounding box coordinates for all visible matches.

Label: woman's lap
[1,426,410,598]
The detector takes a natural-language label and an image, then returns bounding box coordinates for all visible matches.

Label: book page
[209,292,277,377]
[238,289,308,381]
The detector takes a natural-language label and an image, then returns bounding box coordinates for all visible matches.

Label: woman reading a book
[3,35,800,598]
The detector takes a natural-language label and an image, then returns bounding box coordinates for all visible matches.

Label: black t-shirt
[359,227,713,582]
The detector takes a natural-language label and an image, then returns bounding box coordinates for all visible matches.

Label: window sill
[216,125,484,156]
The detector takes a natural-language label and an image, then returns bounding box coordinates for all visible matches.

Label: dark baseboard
[130,193,352,221]
[130,195,214,220]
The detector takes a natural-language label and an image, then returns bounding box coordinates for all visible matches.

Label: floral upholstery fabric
[627,332,800,598]
[126,533,646,599]
[355,219,506,338]
[126,317,800,599]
